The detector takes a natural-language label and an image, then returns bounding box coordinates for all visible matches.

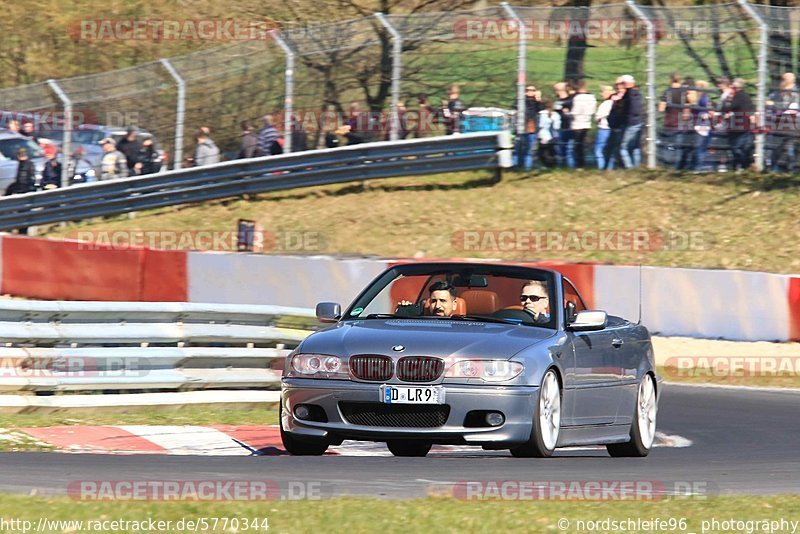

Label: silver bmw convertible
[281,262,659,458]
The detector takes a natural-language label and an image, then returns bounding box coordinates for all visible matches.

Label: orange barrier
[789,278,800,342]
[1,236,187,301]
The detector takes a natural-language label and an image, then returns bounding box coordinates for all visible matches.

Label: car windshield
[344,264,557,328]
[0,137,44,159]
[38,130,105,145]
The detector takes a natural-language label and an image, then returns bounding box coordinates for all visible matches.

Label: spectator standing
[715,77,734,171]
[536,99,560,168]
[239,121,259,158]
[766,72,800,172]
[343,102,367,145]
[659,72,684,151]
[692,80,714,172]
[594,85,614,170]
[6,119,20,134]
[414,93,434,138]
[99,138,128,180]
[257,115,280,155]
[604,77,627,170]
[20,121,39,144]
[139,138,161,175]
[40,144,61,189]
[117,128,143,176]
[570,80,597,169]
[6,148,36,195]
[512,85,542,170]
[676,76,697,171]
[619,74,643,169]
[721,78,755,172]
[442,84,466,135]
[553,82,575,168]
[194,129,221,166]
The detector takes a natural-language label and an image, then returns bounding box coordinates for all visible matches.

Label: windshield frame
[342,263,559,329]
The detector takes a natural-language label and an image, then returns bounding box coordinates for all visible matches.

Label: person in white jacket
[594,85,614,170]
[536,100,560,168]
[569,79,598,169]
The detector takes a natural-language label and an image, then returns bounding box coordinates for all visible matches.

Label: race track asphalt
[1,384,797,499]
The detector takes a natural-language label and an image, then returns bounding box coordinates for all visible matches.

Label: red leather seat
[459,290,499,315]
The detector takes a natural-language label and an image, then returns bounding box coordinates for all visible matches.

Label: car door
[563,278,621,426]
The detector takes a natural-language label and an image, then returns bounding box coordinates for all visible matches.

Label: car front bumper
[281,378,538,446]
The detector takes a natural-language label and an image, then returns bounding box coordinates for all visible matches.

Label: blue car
[281,262,660,458]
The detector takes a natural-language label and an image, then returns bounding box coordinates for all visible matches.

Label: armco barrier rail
[0,132,511,231]
[0,301,318,405]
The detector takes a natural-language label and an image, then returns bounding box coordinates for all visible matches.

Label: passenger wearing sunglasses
[520,280,550,324]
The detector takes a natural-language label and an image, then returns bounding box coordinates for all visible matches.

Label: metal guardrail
[0,301,319,395]
[0,132,511,231]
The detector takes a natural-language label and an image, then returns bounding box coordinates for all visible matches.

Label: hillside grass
[43,168,800,274]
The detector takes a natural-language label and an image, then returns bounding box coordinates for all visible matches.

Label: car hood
[300,318,556,360]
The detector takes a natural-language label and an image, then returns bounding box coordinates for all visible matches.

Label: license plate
[381,385,445,404]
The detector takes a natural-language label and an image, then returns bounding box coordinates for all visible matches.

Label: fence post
[738,0,768,172]
[46,80,72,188]
[501,3,526,163]
[626,0,657,170]
[160,59,185,170]
[375,13,403,142]
[271,31,295,154]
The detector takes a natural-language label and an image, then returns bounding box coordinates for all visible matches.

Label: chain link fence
[3,1,800,181]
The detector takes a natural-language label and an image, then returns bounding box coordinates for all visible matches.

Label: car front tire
[280,403,329,456]
[607,373,657,458]
[510,368,561,458]
[386,440,432,457]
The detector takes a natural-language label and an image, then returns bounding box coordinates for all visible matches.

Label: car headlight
[289,354,349,379]
[86,169,96,177]
[445,360,524,382]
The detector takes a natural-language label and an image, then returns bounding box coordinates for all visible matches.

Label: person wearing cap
[619,74,643,169]
[99,138,128,180]
[117,127,143,175]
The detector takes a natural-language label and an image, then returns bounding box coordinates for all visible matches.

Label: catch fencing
[4,1,800,176]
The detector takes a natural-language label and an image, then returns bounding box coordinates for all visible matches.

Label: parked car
[37,125,167,173]
[0,131,95,192]
[281,262,660,458]
[0,131,45,193]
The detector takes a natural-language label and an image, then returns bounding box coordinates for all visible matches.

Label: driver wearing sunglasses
[520,280,550,324]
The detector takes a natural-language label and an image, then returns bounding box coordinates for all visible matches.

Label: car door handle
[611,338,624,348]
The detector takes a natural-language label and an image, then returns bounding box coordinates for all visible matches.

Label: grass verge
[0,494,797,533]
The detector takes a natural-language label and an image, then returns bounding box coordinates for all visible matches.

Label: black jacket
[117,138,142,169]
[621,88,643,126]
[7,159,36,195]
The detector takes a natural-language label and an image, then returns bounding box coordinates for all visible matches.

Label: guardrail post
[271,31,295,154]
[738,0,768,172]
[626,0,657,170]
[501,3,526,166]
[47,79,72,188]
[375,13,403,142]
[160,59,186,170]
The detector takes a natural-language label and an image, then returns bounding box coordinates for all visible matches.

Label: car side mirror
[316,302,341,323]
[567,310,608,332]
[565,301,577,325]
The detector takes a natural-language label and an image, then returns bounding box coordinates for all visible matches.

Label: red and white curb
[13,426,691,456]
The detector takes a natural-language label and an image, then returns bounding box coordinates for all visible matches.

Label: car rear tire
[510,369,561,458]
[280,403,329,456]
[607,373,657,458]
[386,440,432,457]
